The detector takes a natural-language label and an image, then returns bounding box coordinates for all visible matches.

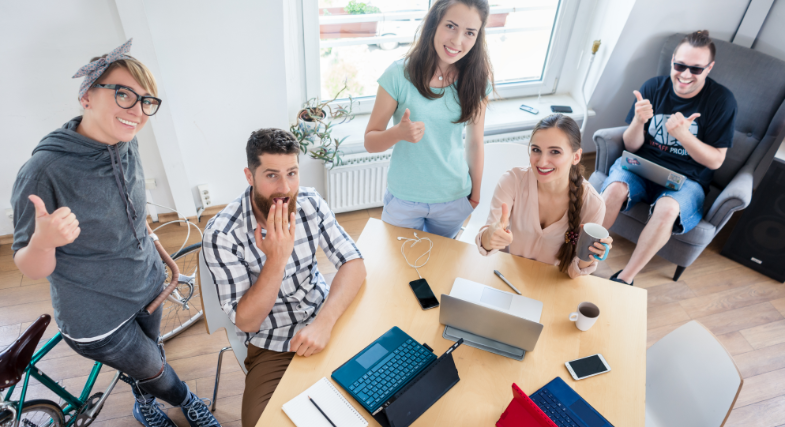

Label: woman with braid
[476,114,613,278]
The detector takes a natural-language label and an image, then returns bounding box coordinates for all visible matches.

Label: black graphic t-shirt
[625,75,737,192]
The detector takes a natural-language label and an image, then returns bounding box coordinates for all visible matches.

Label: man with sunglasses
[600,30,737,286]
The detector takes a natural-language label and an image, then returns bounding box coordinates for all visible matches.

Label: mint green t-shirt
[378,59,490,204]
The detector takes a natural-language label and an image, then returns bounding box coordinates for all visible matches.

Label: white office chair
[458,142,529,244]
[198,251,249,411]
[646,321,743,427]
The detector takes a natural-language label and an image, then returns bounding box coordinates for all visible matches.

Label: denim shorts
[600,157,704,234]
[382,190,474,238]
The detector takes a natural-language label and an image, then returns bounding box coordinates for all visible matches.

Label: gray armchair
[588,33,785,281]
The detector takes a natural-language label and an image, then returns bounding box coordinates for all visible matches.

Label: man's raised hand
[632,90,654,125]
[254,199,296,267]
[28,195,80,251]
[397,108,425,143]
[666,112,700,139]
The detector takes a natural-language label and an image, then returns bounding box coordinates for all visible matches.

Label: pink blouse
[475,167,606,279]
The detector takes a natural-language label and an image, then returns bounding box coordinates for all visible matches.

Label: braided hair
[530,114,585,274]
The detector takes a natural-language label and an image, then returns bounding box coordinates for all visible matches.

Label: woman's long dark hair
[531,114,585,274]
[404,0,494,124]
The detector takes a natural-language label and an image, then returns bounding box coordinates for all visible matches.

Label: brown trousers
[241,344,295,427]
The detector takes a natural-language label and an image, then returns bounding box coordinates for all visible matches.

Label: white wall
[560,0,636,113]
[752,0,785,61]
[0,0,174,236]
[577,0,750,150]
[132,0,325,210]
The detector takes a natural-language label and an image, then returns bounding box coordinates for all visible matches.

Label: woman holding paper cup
[476,114,613,279]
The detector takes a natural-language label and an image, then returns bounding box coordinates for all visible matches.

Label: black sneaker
[609,270,634,286]
[133,396,177,427]
[181,391,221,427]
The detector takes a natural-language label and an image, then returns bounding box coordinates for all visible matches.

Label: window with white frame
[303,0,578,112]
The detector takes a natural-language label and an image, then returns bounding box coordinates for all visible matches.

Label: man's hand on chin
[290,319,333,357]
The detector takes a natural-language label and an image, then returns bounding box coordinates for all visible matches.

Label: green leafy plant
[345,0,381,14]
[290,83,354,168]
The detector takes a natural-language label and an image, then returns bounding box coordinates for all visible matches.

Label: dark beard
[253,188,298,218]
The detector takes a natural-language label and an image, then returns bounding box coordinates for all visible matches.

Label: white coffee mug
[569,302,600,331]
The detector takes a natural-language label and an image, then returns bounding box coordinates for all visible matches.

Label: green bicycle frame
[3,332,103,426]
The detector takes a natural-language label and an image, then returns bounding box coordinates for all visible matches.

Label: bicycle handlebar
[145,279,179,314]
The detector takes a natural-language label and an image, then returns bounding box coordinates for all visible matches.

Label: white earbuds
[399,232,433,280]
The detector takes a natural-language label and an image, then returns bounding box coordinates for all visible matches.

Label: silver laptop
[439,278,544,361]
[621,150,686,190]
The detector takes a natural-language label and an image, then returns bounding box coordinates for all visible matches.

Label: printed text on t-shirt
[647,114,698,157]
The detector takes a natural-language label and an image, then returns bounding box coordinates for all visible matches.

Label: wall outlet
[145,178,157,190]
[4,208,12,221]
[197,184,212,209]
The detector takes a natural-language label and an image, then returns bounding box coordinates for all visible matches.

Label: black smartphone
[551,105,573,113]
[519,104,539,115]
[409,278,440,310]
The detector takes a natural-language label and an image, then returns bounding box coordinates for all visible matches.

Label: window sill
[328,93,596,155]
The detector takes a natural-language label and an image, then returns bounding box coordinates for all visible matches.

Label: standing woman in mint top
[10,40,220,427]
[365,0,493,238]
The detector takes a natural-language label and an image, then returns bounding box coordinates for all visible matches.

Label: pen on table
[494,270,522,295]
[308,396,337,427]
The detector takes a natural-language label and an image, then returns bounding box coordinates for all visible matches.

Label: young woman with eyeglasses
[364,0,493,238]
[10,40,221,427]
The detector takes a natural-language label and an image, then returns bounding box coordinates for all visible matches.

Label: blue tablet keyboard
[531,388,583,427]
[348,338,434,408]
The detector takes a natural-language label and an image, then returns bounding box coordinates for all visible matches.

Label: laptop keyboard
[348,338,434,409]
[531,389,582,427]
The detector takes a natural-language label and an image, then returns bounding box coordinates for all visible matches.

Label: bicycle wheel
[160,243,204,342]
[0,399,65,427]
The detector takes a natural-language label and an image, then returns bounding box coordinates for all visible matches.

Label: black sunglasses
[672,61,710,75]
[93,84,162,116]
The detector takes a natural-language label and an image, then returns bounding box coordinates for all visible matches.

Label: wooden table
[258,219,648,426]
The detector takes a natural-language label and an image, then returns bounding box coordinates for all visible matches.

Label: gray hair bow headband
[72,38,133,100]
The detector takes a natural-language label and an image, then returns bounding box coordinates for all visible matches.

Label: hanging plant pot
[290,82,354,168]
[299,108,327,133]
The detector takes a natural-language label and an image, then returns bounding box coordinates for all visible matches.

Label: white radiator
[324,131,531,213]
[324,151,392,213]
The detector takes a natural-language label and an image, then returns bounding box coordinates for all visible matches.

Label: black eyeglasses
[93,84,162,116]
[672,62,710,75]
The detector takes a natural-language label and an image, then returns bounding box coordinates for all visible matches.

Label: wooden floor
[2,174,785,426]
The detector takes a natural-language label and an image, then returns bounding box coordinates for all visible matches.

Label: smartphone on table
[409,279,440,310]
[565,354,611,380]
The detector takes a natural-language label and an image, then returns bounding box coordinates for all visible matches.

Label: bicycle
[148,204,206,342]
[0,314,119,427]
[0,238,204,426]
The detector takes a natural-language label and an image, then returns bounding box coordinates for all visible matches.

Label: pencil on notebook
[309,395,337,427]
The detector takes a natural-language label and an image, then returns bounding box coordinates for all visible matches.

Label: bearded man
[202,128,366,427]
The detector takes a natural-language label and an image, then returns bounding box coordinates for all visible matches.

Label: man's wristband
[149,233,159,243]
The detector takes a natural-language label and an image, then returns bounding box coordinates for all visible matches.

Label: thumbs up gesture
[482,203,514,251]
[666,111,700,140]
[632,90,654,125]
[27,195,80,251]
[396,108,425,143]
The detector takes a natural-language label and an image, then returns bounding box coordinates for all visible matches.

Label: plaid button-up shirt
[203,186,362,352]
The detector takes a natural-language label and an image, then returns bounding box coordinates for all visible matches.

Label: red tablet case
[496,383,558,427]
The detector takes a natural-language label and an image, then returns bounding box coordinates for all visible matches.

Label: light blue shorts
[381,190,474,238]
[600,157,705,234]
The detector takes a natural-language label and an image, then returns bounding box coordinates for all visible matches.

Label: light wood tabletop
[258,218,648,426]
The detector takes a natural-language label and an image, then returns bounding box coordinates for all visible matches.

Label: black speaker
[721,158,785,282]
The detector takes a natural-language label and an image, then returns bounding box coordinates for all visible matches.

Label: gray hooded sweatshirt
[11,116,165,339]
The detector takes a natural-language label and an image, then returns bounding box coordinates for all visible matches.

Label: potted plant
[290,83,354,169]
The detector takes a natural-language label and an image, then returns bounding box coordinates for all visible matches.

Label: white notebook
[282,377,368,427]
